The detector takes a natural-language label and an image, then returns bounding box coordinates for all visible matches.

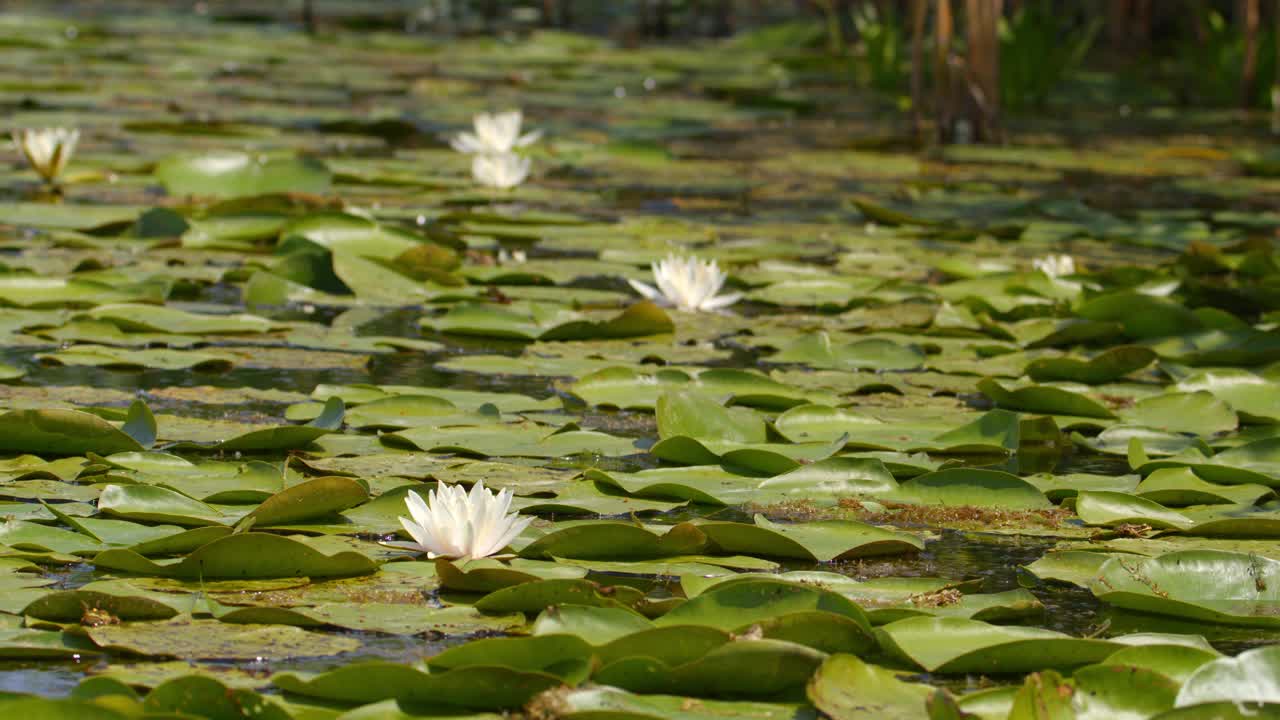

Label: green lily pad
[0,628,101,659]
[1023,550,1120,588]
[593,638,827,698]
[1024,346,1157,385]
[1177,369,1280,424]
[657,389,767,444]
[88,617,358,660]
[532,604,656,646]
[772,332,925,371]
[888,468,1052,509]
[156,152,331,198]
[570,366,822,411]
[806,654,931,719]
[475,578,647,614]
[273,662,563,709]
[97,484,229,527]
[82,304,279,335]
[170,397,344,452]
[542,686,806,720]
[1121,392,1238,437]
[1135,468,1274,507]
[92,532,377,579]
[240,476,369,528]
[1100,644,1221,685]
[426,301,673,341]
[142,675,291,719]
[654,577,875,654]
[754,457,899,503]
[36,344,237,371]
[1075,490,1196,530]
[385,424,639,459]
[0,407,145,456]
[978,378,1117,420]
[436,557,588,593]
[426,634,593,681]
[698,515,924,561]
[1089,550,1280,628]
[875,616,1122,673]
[1174,646,1280,708]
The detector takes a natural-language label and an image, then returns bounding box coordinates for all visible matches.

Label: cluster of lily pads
[0,8,1278,720]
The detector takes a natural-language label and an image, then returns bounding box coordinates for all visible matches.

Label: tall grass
[852,2,907,93]
[1177,5,1276,107]
[999,0,1100,110]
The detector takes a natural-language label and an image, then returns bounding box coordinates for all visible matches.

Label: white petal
[652,260,686,307]
[701,292,742,311]
[430,485,468,557]
[404,490,432,528]
[627,278,664,302]
[466,482,498,552]
[398,515,438,554]
[515,129,543,147]
[15,127,77,181]
[484,514,533,558]
[451,133,484,154]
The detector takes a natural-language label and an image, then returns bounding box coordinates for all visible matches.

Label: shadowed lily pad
[92,532,377,579]
[273,662,563,709]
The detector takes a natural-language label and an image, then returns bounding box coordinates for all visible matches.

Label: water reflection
[0,666,82,698]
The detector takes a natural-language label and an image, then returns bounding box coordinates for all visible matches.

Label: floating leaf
[699,515,923,561]
[273,662,562,709]
[143,675,290,719]
[1024,346,1156,384]
[0,408,144,456]
[1090,550,1280,628]
[806,654,930,720]
[88,618,358,660]
[156,152,331,198]
[1121,391,1237,437]
[475,578,646,614]
[772,332,925,371]
[1174,646,1280,708]
[876,616,1122,673]
[426,301,672,341]
[656,389,767,444]
[240,476,369,527]
[593,638,827,698]
[979,378,1116,419]
[654,577,875,654]
[888,468,1052,510]
[544,686,804,720]
[97,484,228,527]
[92,533,377,579]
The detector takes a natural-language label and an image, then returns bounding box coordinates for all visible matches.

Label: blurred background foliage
[30,0,1280,141]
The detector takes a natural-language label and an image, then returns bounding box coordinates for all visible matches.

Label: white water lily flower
[472,152,531,189]
[451,110,541,155]
[628,253,741,313]
[497,248,527,265]
[1033,254,1076,278]
[12,127,79,183]
[398,480,532,560]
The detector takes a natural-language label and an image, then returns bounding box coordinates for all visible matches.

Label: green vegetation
[0,2,1276,718]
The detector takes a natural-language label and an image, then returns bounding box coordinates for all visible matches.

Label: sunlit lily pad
[1089,550,1280,627]
[806,654,931,720]
[875,616,1124,673]
[156,152,331,198]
